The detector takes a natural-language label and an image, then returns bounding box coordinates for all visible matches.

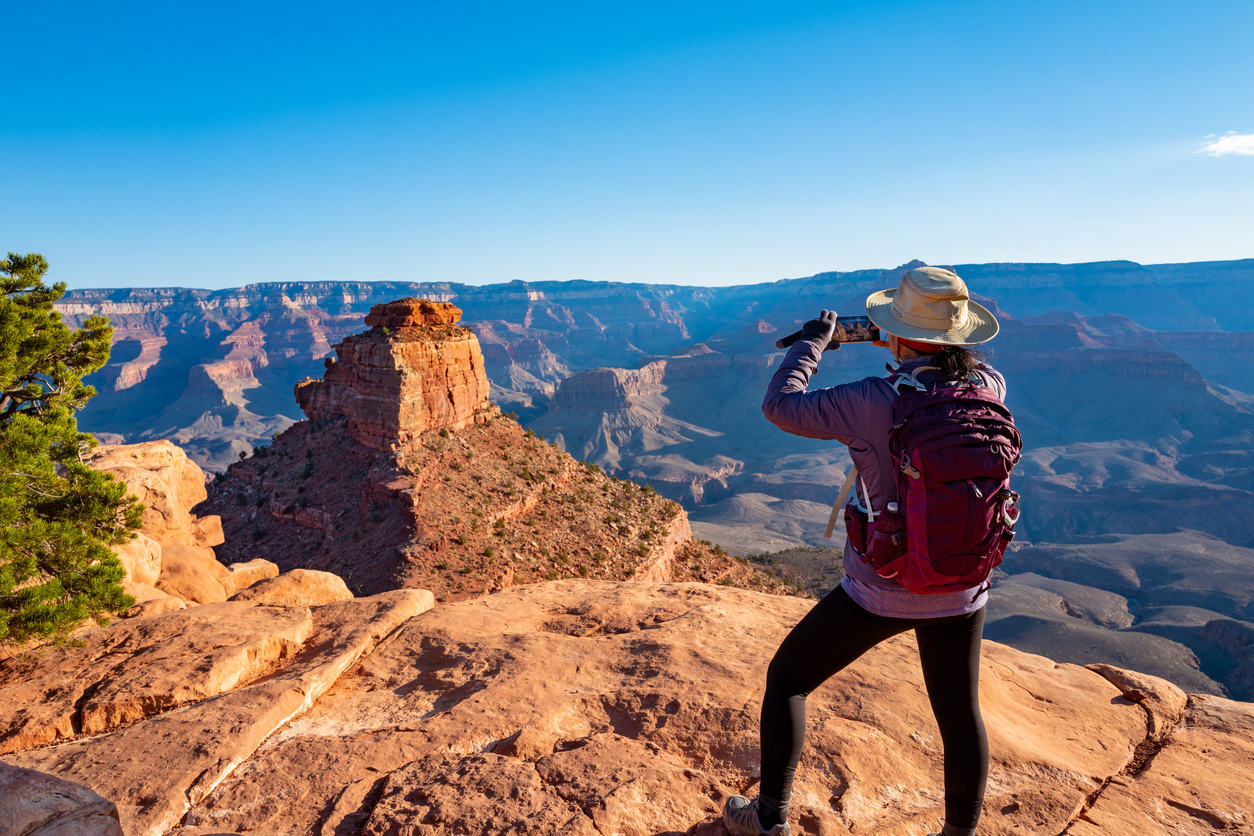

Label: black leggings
[760,586,988,832]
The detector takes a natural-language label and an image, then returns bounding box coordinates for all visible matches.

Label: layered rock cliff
[57,258,1254,470]
[294,299,497,451]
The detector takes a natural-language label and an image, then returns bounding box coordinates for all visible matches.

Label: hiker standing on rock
[723,267,1021,836]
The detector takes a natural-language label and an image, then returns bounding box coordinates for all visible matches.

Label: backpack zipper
[963,480,980,551]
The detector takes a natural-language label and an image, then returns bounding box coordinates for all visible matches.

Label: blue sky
[5,1,1253,289]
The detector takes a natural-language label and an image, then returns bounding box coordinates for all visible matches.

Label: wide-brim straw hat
[865,266,999,345]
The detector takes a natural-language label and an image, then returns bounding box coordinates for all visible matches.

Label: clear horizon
[54,255,1254,294]
[6,1,1254,290]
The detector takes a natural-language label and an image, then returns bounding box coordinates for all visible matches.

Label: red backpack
[861,366,1022,594]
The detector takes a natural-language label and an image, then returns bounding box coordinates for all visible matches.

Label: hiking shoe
[722,795,791,835]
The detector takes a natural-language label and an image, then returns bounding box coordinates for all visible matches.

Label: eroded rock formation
[206,300,780,603]
[294,299,497,451]
[203,412,777,602]
[87,441,238,612]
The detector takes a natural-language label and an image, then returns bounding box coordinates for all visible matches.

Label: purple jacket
[762,339,1006,618]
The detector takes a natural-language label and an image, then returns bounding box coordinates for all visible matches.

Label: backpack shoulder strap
[886,363,941,394]
[823,463,859,539]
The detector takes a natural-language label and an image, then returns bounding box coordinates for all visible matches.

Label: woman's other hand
[801,310,840,351]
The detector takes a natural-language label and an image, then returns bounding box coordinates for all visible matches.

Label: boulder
[193,514,225,548]
[0,761,124,836]
[125,594,187,619]
[157,544,236,604]
[495,727,559,762]
[122,580,187,618]
[113,532,162,586]
[227,558,280,590]
[87,441,209,547]
[122,580,170,604]
[229,569,353,606]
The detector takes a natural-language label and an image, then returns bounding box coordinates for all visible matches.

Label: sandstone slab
[1087,662,1189,740]
[227,558,280,589]
[0,761,123,836]
[362,751,600,836]
[1067,694,1254,836]
[0,602,312,754]
[8,590,434,836]
[187,582,1150,836]
[123,588,187,619]
[230,569,354,606]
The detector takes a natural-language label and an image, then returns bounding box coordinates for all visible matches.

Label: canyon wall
[57,258,1254,471]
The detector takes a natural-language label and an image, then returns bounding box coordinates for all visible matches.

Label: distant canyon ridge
[58,257,1254,700]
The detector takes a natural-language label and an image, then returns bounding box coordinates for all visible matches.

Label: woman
[723,267,1004,836]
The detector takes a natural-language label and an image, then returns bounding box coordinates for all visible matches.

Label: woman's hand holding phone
[801,310,841,351]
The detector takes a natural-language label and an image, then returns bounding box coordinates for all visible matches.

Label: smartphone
[775,316,881,350]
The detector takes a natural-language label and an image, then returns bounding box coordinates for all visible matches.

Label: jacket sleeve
[761,340,877,444]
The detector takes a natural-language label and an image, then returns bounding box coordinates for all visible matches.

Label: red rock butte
[294,298,498,451]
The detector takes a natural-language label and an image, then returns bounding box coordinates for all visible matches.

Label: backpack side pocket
[843,503,869,557]
[866,506,908,577]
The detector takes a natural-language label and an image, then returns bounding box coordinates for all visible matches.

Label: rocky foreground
[3,580,1252,836]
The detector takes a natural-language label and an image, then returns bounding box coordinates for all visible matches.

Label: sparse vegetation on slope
[203,412,791,602]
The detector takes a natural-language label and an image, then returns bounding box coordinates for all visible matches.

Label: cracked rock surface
[4,580,1252,836]
[2,590,433,836]
[178,581,1234,836]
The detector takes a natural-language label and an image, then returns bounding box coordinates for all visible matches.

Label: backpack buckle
[999,489,1021,527]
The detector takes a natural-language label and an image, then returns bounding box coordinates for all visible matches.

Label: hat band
[898,337,943,354]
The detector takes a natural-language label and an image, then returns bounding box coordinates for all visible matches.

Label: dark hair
[934,345,984,380]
